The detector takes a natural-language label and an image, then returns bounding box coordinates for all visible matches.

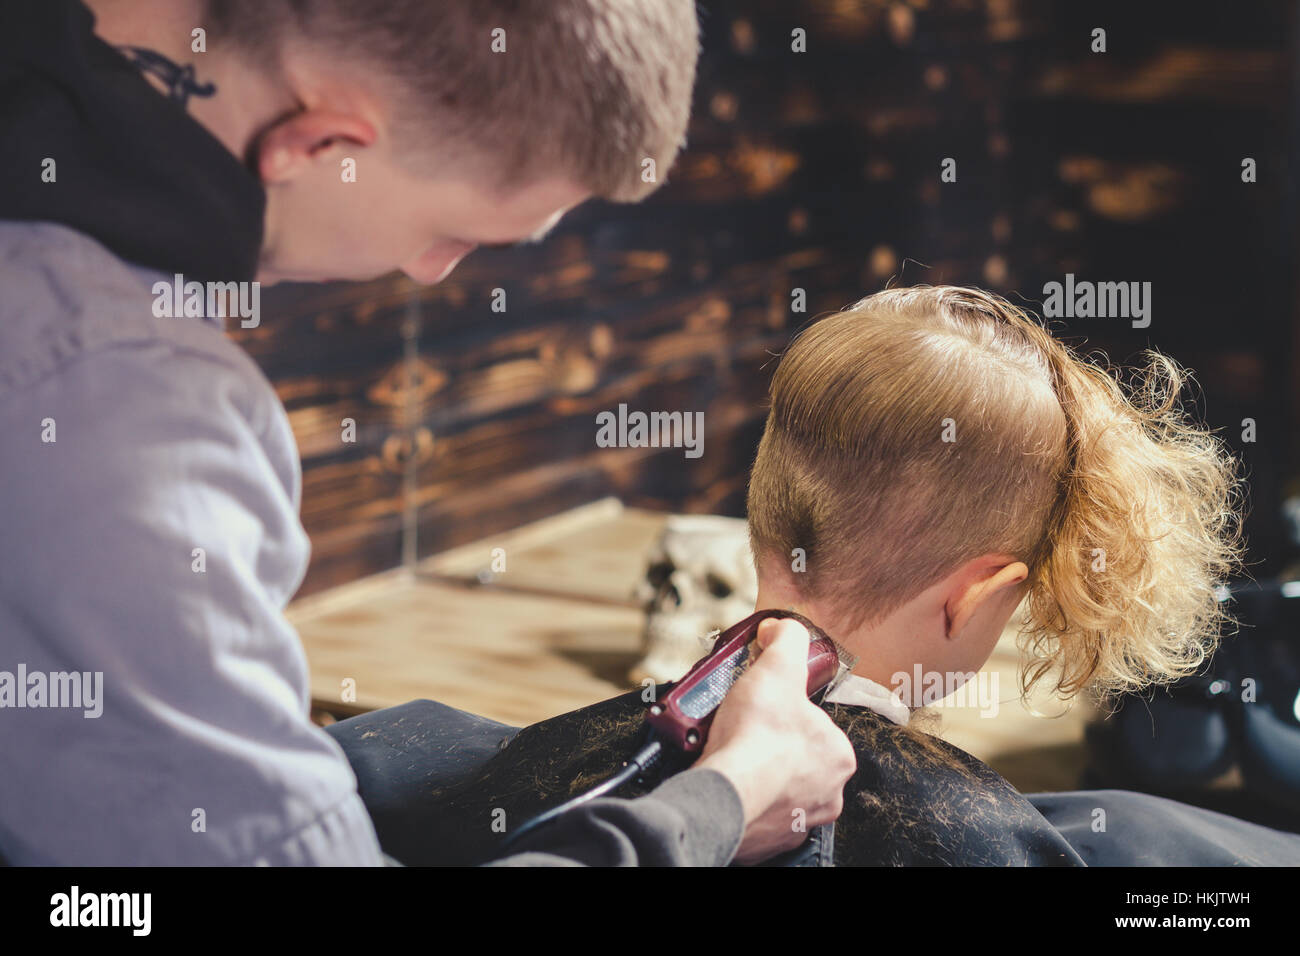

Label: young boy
[749,284,1241,720]
[409,285,1300,866]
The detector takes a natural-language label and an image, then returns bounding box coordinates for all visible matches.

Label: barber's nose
[401,241,477,286]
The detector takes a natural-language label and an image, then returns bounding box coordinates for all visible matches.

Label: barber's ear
[256,110,377,183]
[943,555,1029,640]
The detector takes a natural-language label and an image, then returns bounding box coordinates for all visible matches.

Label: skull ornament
[630,514,759,684]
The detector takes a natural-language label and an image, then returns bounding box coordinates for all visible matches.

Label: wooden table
[289,498,1091,791]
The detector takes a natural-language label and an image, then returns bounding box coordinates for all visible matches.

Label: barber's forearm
[483,768,744,867]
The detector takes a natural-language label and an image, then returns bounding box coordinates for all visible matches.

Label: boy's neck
[751,583,908,691]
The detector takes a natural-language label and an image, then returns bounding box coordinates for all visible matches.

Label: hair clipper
[502,608,856,849]
[646,608,857,752]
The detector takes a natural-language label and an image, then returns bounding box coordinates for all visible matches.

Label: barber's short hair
[205,0,700,200]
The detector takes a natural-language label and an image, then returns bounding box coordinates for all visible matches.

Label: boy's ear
[256,109,378,183]
[943,555,1028,640]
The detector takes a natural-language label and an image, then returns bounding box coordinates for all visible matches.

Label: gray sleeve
[0,339,384,865]
[484,768,745,867]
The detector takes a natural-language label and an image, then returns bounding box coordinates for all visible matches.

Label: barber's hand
[694,618,856,865]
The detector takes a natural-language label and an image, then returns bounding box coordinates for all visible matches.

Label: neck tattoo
[116,46,217,108]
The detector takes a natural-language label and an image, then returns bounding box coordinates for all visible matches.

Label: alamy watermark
[595,403,704,459]
[0,664,103,718]
[1042,273,1150,328]
[152,273,260,328]
[50,886,150,936]
[890,665,1001,718]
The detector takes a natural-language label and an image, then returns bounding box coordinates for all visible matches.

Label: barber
[0,0,854,866]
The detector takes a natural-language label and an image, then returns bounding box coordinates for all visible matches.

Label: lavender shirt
[0,221,384,864]
[0,221,747,867]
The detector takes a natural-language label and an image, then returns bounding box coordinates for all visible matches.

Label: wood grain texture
[290,576,647,728]
[237,0,1295,595]
[418,498,669,606]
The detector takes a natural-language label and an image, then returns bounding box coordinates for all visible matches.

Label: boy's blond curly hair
[747,285,1244,699]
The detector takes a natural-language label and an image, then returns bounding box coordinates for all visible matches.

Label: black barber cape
[327,690,1085,866]
[326,691,1300,866]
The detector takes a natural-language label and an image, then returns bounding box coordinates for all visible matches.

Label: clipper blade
[822,637,859,698]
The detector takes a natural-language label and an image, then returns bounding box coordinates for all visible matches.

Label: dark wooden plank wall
[235,0,1298,597]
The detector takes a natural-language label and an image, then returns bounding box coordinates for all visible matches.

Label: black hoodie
[0,0,264,283]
